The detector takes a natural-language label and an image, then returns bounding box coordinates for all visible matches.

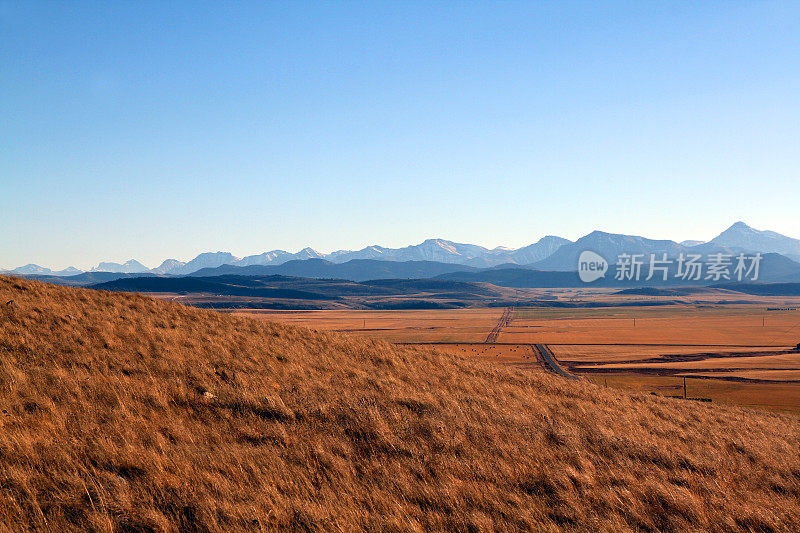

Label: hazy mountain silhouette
[11,264,57,275]
[440,252,800,288]
[151,259,186,274]
[326,239,493,266]
[189,259,480,282]
[167,252,240,275]
[505,236,573,264]
[532,231,686,271]
[90,260,149,274]
[9,222,800,278]
[325,237,572,267]
[9,264,84,276]
[710,221,800,262]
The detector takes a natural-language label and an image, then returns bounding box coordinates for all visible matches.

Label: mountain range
[5,222,800,279]
[709,221,800,262]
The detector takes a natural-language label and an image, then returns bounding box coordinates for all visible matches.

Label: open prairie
[237,298,800,412]
[5,276,800,531]
[233,308,504,343]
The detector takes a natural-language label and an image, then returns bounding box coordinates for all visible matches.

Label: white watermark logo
[578,251,763,283]
[578,251,608,283]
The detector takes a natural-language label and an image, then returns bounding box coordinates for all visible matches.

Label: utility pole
[683,377,687,399]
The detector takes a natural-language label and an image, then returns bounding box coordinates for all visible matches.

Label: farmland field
[234,298,800,413]
[233,308,503,343]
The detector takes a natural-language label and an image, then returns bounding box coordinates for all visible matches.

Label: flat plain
[236,295,800,412]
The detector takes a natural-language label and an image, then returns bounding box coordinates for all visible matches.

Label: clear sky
[2,1,799,270]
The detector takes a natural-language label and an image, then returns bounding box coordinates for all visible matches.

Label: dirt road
[485,307,514,343]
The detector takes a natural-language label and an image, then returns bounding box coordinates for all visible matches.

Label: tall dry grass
[0,275,799,531]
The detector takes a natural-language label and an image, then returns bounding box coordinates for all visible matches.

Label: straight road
[485,307,514,343]
[403,307,580,380]
[533,343,579,380]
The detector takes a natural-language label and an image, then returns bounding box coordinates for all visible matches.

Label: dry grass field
[417,343,546,373]
[511,306,800,412]
[4,275,800,530]
[242,301,800,413]
[234,308,503,343]
[583,374,800,413]
[509,306,800,347]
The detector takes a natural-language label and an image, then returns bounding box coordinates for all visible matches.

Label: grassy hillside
[1,276,799,531]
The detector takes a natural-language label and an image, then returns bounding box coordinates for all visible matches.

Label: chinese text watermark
[578,252,762,283]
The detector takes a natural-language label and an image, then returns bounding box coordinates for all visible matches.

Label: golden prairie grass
[232,308,502,343]
[1,276,800,531]
[242,306,800,410]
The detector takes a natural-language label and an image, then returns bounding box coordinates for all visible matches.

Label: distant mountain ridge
[532,231,686,271]
[188,259,481,282]
[151,259,186,274]
[709,221,800,262]
[7,264,84,277]
[7,222,800,278]
[8,237,575,276]
[90,259,150,274]
[439,252,800,288]
[530,223,800,273]
[22,249,800,289]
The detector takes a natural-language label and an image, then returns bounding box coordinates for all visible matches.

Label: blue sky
[2,1,799,270]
